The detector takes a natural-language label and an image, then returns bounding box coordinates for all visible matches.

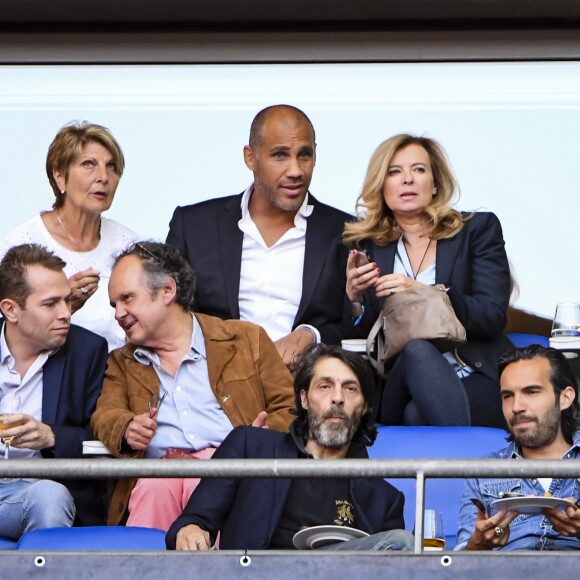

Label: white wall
[0,62,578,318]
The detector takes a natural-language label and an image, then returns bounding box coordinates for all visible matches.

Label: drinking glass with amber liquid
[423,509,445,550]
[0,394,22,460]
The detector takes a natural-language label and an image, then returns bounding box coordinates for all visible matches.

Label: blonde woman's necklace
[403,238,432,280]
[56,209,78,246]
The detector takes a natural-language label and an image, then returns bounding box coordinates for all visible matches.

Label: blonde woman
[343,134,511,427]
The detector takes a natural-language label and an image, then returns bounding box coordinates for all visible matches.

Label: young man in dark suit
[0,244,108,539]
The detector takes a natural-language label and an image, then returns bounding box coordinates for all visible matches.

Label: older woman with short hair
[343,134,512,428]
[1,121,137,350]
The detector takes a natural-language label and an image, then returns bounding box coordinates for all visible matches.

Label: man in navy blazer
[167,104,351,370]
[0,244,108,539]
[166,344,412,551]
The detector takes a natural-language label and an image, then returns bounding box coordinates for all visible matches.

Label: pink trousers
[126,447,216,531]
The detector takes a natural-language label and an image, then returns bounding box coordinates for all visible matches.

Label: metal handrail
[3,457,579,553]
[0,457,578,479]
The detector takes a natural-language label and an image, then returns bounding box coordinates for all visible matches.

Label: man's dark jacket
[0,320,108,525]
[166,424,405,549]
[166,192,351,344]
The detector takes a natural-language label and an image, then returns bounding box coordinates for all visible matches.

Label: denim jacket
[455,432,580,551]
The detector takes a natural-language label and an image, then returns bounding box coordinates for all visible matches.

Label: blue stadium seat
[507,333,550,348]
[0,537,17,550]
[369,425,509,549]
[16,526,166,551]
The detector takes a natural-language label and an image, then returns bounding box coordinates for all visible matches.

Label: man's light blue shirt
[133,315,233,458]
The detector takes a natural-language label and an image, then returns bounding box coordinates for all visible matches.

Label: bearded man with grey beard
[307,401,363,450]
[456,345,580,551]
[166,344,414,552]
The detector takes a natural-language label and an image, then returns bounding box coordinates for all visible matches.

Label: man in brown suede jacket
[91,242,294,529]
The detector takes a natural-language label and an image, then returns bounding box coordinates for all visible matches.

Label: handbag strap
[364,243,393,378]
[366,314,384,375]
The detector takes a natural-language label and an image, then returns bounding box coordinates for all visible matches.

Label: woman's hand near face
[346,250,380,302]
[374,273,423,298]
[69,267,101,314]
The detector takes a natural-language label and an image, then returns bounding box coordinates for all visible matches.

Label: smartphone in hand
[354,250,371,268]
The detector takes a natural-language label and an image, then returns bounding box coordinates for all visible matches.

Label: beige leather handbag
[366,284,466,376]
